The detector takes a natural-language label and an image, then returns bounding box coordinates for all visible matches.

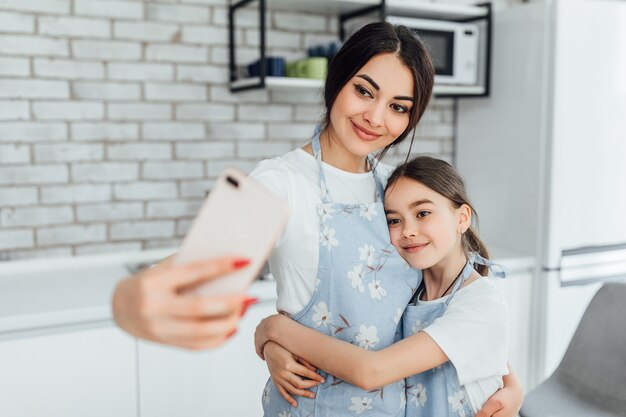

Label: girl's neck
[421,248,468,301]
[318,127,370,173]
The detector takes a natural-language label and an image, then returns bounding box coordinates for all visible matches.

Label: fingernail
[320,378,325,384]
[226,328,237,339]
[240,297,259,317]
[233,259,250,269]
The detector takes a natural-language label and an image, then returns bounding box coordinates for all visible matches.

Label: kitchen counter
[0,246,534,336]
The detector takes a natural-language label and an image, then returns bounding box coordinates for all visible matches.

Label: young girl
[255,156,510,417]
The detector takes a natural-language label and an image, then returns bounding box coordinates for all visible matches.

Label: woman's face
[327,53,414,157]
[384,176,469,270]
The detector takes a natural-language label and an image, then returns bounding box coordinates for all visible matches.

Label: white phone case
[174,167,289,295]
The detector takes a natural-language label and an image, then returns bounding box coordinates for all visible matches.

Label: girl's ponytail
[463,226,490,276]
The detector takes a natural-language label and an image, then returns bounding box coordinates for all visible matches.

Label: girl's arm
[256,314,448,391]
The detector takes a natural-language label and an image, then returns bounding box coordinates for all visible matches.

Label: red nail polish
[226,328,237,339]
[233,259,250,269]
[240,297,259,317]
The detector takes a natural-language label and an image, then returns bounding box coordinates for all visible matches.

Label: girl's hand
[112,256,253,350]
[476,370,523,417]
[264,341,325,407]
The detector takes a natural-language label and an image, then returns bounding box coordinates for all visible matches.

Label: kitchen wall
[0,0,520,260]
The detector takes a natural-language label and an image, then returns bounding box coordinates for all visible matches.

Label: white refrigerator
[455,0,626,389]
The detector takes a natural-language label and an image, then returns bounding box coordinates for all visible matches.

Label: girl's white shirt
[420,277,510,413]
[249,147,393,315]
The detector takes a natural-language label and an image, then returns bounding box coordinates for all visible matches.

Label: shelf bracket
[229,0,267,92]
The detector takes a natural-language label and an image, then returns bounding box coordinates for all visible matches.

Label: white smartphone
[174,167,289,295]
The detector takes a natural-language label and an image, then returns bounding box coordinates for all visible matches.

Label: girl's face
[384,176,471,270]
[327,53,414,157]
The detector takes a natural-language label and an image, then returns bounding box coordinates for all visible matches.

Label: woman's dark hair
[385,156,490,275]
[322,21,435,160]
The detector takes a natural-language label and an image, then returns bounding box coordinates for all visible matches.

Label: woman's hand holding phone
[112,255,257,350]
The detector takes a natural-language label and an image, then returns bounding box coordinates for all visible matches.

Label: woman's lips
[403,243,429,253]
[351,121,381,141]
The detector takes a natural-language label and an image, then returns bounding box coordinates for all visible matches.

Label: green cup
[287,57,328,79]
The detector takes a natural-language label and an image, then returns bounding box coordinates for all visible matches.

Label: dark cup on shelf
[247,56,286,77]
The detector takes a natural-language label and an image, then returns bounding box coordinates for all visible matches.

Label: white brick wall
[0,0,511,259]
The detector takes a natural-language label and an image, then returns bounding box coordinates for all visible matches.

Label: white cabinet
[492,269,533,390]
[0,325,137,417]
[138,300,275,417]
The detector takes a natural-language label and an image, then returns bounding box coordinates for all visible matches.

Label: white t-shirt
[249,148,393,315]
[421,277,510,413]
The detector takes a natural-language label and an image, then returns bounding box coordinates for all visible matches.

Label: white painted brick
[143,122,205,140]
[213,7,267,29]
[1,206,73,227]
[72,123,139,141]
[211,6,227,25]
[34,59,104,80]
[268,122,315,140]
[146,200,202,218]
[0,101,29,120]
[73,82,141,100]
[295,104,323,122]
[0,11,35,33]
[39,16,110,38]
[72,162,139,182]
[210,86,269,103]
[271,89,323,104]
[73,40,142,61]
[0,187,38,206]
[416,123,454,139]
[238,104,292,121]
[114,21,180,42]
[206,159,258,177]
[110,220,175,240]
[175,142,235,159]
[181,0,226,5]
[77,202,143,221]
[393,138,441,155]
[0,229,33,250]
[177,218,193,236]
[238,142,292,158]
[0,35,68,57]
[145,83,207,102]
[177,64,228,84]
[176,104,234,121]
[75,0,143,19]
[0,0,69,14]
[33,101,104,121]
[75,241,142,256]
[0,57,30,76]
[146,44,208,63]
[34,143,104,162]
[147,3,210,24]
[0,165,68,185]
[37,224,107,246]
[143,237,180,249]
[273,12,326,32]
[0,144,30,163]
[179,179,214,198]
[107,143,172,160]
[210,46,258,66]
[114,181,178,200]
[206,122,264,141]
[143,161,204,180]
[245,30,301,49]
[0,79,68,99]
[181,26,228,45]
[108,63,174,81]
[0,122,67,141]
[108,103,171,121]
[303,33,340,49]
[7,246,71,260]
[41,184,111,204]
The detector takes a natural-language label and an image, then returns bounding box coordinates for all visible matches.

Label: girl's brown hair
[385,156,490,275]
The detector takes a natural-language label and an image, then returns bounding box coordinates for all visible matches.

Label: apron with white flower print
[402,253,507,417]
[262,130,421,417]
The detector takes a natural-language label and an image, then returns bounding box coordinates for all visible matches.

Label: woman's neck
[421,248,468,301]
[317,127,369,173]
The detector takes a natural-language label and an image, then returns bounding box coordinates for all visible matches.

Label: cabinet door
[139,300,274,417]
[491,270,533,390]
[0,325,137,417]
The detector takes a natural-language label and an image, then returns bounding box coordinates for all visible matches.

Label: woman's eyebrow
[357,74,414,102]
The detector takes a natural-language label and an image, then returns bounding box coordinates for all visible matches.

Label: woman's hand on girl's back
[263,341,325,407]
[475,367,524,417]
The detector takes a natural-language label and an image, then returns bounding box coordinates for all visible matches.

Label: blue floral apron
[262,130,422,417]
[403,253,507,417]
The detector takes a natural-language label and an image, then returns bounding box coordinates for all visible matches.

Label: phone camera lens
[226,176,239,188]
